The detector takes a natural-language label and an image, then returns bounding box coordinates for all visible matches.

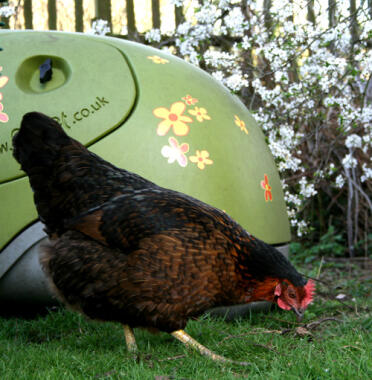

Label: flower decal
[0,67,9,124]
[153,101,193,136]
[189,150,213,170]
[147,55,169,64]
[182,95,198,105]
[0,97,8,123]
[161,137,189,167]
[188,106,211,122]
[261,174,273,202]
[234,115,248,134]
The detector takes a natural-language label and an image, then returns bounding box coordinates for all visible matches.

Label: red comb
[301,279,315,308]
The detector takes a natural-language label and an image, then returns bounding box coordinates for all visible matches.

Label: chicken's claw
[171,329,250,366]
[123,324,138,353]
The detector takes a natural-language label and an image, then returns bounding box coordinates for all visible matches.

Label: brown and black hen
[13,112,314,364]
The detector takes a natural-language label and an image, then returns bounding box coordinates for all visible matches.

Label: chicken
[13,112,315,365]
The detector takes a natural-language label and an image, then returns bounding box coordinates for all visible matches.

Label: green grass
[1,258,371,380]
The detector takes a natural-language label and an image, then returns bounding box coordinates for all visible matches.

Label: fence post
[24,0,33,29]
[75,0,83,32]
[152,0,160,29]
[175,4,184,26]
[126,0,136,37]
[307,0,315,24]
[48,0,57,30]
[95,0,112,26]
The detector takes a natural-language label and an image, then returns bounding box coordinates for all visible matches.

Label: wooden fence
[0,0,185,37]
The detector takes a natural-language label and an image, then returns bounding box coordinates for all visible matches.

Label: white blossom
[299,177,317,198]
[88,19,110,36]
[342,153,358,169]
[335,175,345,188]
[145,28,161,43]
[345,134,362,149]
[0,6,15,17]
[225,72,248,91]
[361,164,372,183]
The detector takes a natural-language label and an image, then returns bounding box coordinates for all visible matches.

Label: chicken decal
[13,112,315,365]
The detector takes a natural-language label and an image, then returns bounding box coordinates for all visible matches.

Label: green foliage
[290,226,346,262]
[291,226,372,262]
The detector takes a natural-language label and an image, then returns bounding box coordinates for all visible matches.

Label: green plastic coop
[0,30,290,313]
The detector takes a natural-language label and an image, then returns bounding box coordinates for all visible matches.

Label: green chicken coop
[0,30,290,315]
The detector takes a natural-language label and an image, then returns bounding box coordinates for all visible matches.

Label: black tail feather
[12,112,70,172]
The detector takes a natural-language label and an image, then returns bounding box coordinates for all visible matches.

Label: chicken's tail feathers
[12,112,72,171]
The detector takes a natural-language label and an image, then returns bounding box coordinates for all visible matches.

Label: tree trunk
[24,0,33,29]
[48,0,57,30]
[152,0,160,29]
[75,0,83,32]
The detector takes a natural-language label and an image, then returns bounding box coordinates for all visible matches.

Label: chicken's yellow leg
[123,324,137,352]
[171,329,250,366]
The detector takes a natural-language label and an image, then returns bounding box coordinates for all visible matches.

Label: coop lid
[0,31,136,183]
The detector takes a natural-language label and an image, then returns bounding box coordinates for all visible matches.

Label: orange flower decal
[147,55,169,64]
[182,95,198,105]
[188,107,211,122]
[153,101,193,136]
[234,115,248,134]
[261,174,273,202]
[189,150,213,170]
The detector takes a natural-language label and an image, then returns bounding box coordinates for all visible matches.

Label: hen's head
[274,279,315,320]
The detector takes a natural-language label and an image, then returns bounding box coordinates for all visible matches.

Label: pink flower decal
[182,95,199,105]
[153,101,193,136]
[0,69,9,123]
[189,150,213,170]
[0,101,9,123]
[261,174,273,202]
[188,106,211,122]
[234,115,248,134]
[161,137,189,167]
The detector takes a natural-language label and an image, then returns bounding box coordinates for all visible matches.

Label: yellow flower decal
[153,101,193,136]
[182,95,198,105]
[234,115,248,134]
[147,55,169,64]
[188,107,211,122]
[189,150,213,170]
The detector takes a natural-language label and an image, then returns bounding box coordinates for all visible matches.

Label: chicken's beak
[292,307,304,322]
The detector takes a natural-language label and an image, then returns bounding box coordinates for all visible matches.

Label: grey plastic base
[0,222,56,307]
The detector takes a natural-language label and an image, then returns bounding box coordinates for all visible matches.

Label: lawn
[0,257,371,380]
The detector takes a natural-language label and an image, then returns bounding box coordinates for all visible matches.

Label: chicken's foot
[171,329,250,366]
[123,324,138,352]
